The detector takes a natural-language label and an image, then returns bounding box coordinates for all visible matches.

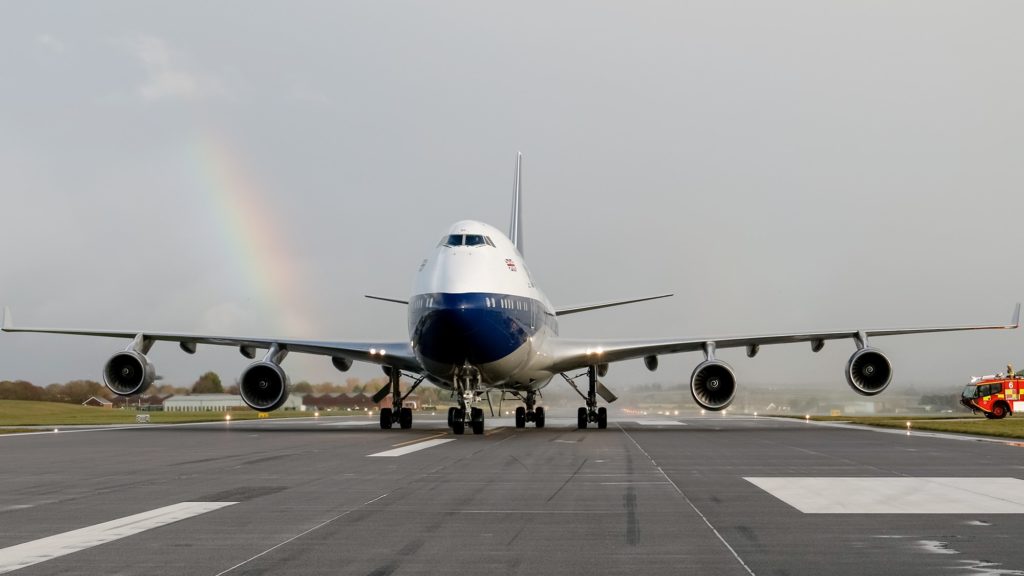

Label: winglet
[2,306,12,331]
[1013,303,1021,328]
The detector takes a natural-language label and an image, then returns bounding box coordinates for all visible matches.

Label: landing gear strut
[378,367,424,430]
[512,390,545,429]
[562,366,612,429]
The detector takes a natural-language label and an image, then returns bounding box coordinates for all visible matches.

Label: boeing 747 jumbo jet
[3,154,1020,434]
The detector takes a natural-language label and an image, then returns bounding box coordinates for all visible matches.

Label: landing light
[314,412,320,418]
[805,414,810,422]
[53,428,59,433]
[225,414,231,421]
[674,410,679,416]
[754,412,758,417]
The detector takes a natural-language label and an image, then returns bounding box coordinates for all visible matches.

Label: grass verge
[801,415,1024,440]
[0,399,320,427]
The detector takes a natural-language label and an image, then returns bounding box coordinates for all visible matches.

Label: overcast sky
[1,1,1022,396]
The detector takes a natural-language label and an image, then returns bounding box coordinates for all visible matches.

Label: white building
[163,394,304,412]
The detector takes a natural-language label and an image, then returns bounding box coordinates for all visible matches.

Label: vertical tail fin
[509,152,524,255]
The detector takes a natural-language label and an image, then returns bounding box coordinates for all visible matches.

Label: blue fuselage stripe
[408,292,556,366]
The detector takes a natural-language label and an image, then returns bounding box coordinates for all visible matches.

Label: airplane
[3,153,1020,434]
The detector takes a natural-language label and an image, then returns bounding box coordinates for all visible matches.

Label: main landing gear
[562,366,617,429]
[512,390,545,429]
[377,367,425,430]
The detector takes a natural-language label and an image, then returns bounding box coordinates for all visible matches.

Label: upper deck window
[440,234,495,247]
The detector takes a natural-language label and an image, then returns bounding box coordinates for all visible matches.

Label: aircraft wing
[545,303,1021,373]
[1,308,421,372]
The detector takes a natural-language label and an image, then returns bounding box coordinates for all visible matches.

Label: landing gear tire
[380,408,393,430]
[470,407,485,435]
[469,407,485,435]
[452,407,466,435]
[597,406,607,429]
[399,407,413,429]
[535,406,545,428]
[447,407,457,428]
[577,407,588,430]
[515,406,526,429]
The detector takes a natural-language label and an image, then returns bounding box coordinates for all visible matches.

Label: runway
[2,413,1024,575]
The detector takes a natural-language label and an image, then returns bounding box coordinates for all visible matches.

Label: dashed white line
[0,501,237,574]
[368,438,454,457]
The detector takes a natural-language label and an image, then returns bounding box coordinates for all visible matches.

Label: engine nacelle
[240,361,291,411]
[103,351,156,396]
[845,348,892,396]
[690,360,737,411]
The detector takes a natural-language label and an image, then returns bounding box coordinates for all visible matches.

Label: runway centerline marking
[368,438,454,457]
[0,501,236,574]
[746,477,1024,514]
[634,420,687,426]
[390,432,448,447]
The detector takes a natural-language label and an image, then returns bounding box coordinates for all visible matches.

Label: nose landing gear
[449,364,486,435]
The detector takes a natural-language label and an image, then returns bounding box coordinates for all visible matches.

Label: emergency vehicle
[961,368,1023,419]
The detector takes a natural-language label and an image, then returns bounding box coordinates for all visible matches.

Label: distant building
[82,396,112,408]
[163,393,303,412]
[112,394,173,410]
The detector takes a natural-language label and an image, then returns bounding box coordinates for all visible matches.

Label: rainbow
[194,131,312,337]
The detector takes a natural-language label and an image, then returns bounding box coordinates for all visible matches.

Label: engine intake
[103,351,155,396]
[690,360,737,411]
[240,361,291,411]
[845,348,892,396]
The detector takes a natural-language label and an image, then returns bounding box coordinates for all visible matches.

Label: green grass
[801,414,1024,440]
[0,399,316,427]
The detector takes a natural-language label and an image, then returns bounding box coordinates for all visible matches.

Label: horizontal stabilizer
[365,295,409,305]
[555,294,673,316]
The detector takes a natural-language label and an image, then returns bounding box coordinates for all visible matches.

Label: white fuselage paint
[409,220,558,392]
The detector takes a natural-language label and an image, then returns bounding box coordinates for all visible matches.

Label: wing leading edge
[545,303,1021,373]
[1,307,420,372]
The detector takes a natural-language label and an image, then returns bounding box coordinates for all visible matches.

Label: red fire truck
[961,369,1023,419]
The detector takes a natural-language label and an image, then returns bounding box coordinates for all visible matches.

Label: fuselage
[408,220,559,392]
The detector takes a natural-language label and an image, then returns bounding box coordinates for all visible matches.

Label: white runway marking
[0,501,237,574]
[634,420,686,426]
[321,421,382,427]
[368,438,454,457]
[746,477,1024,514]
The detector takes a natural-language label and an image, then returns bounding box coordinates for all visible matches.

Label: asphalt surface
[2,413,1024,575]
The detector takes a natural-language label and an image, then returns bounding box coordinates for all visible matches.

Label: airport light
[225,414,231,421]
[753,412,758,417]
[314,412,320,418]
[53,428,59,433]
[805,414,810,422]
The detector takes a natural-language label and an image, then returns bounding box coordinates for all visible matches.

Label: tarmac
[2,412,1024,575]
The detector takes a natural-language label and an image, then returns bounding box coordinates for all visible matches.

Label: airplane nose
[414,304,527,366]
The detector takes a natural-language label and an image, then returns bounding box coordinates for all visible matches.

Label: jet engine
[845,348,892,396]
[690,360,737,411]
[103,351,156,396]
[240,361,291,411]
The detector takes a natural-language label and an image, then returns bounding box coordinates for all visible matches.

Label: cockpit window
[439,234,495,247]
